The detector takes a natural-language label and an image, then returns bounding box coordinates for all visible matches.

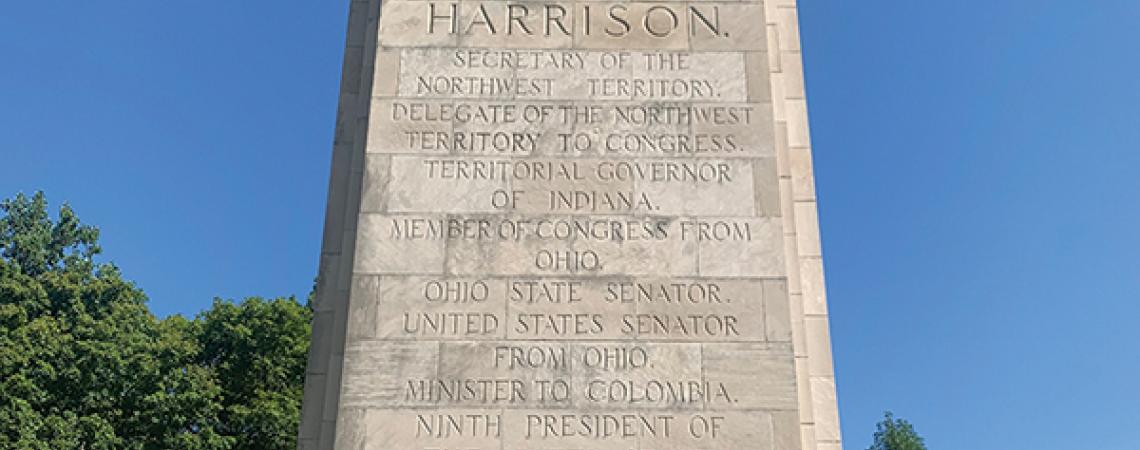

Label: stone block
[303,0,842,448]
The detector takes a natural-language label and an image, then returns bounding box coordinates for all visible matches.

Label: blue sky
[2,1,1138,449]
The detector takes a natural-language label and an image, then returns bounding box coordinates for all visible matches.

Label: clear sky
[2,1,1138,449]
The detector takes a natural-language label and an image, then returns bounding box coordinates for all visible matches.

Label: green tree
[868,412,927,450]
[0,192,100,276]
[0,191,312,449]
[0,192,231,449]
[197,297,312,450]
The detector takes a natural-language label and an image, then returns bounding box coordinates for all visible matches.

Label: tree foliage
[0,192,100,276]
[0,192,311,449]
[197,297,311,450]
[868,412,927,450]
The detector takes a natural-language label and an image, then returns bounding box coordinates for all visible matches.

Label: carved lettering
[425,3,730,39]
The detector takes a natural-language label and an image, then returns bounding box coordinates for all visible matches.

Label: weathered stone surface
[300,0,841,448]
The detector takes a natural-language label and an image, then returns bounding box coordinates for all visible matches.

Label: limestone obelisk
[298,1,842,449]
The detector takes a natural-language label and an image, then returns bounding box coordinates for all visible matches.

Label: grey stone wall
[300,1,841,449]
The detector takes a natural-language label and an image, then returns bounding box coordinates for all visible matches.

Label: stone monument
[299,0,841,449]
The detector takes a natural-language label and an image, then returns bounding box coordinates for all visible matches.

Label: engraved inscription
[425,3,729,39]
[338,0,800,448]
